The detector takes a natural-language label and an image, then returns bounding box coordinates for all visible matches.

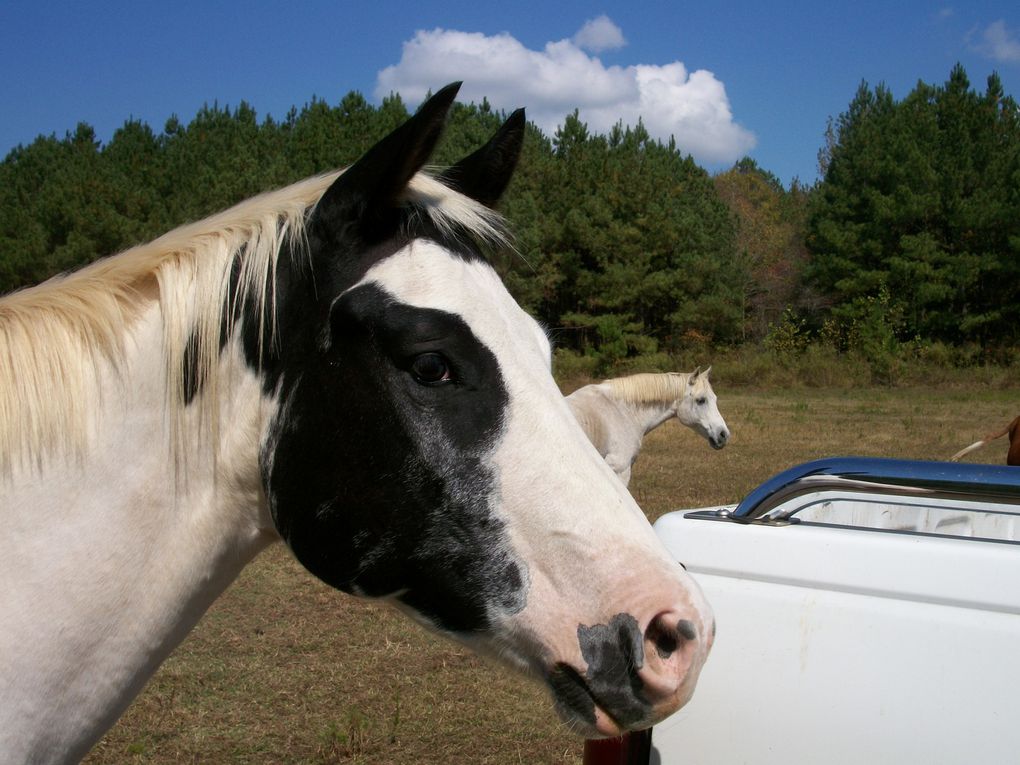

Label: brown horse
[950,416,1020,466]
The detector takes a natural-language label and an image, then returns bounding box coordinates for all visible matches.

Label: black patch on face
[184,198,529,636]
[179,92,532,635]
[262,280,526,633]
[176,208,526,635]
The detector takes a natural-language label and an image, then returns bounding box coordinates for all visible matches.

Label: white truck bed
[649,457,1020,765]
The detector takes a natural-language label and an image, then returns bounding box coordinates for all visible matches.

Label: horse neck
[635,399,681,436]
[0,300,278,763]
[608,375,687,437]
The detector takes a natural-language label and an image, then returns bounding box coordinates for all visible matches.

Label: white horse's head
[674,367,730,450]
[252,84,714,737]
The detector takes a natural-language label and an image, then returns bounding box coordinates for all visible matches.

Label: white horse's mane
[604,371,708,406]
[0,169,508,474]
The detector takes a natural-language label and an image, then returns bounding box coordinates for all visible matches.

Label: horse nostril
[647,615,698,659]
[653,630,677,659]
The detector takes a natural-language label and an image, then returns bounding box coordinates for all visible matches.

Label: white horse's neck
[632,399,681,436]
[0,303,278,763]
[606,377,687,439]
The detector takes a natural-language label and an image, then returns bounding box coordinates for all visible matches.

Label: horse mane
[0,170,508,475]
[603,372,703,406]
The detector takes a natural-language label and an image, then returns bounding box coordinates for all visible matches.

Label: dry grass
[85,548,575,765]
[83,386,1016,764]
[628,386,1018,523]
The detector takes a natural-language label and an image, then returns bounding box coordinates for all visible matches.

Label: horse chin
[588,707,641,738]
[545,665,662,738]
[563,704,631,739]
[557,695,629,738]
[453,623,644,736]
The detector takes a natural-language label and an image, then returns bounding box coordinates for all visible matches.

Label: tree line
[2,64,1017,369]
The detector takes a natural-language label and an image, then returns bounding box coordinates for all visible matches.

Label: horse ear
[438,108,526,208]
[313,82,462,225]
[703,365,712,378]
[690,366,702,381]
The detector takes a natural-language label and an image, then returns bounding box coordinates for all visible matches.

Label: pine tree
[807,65,1020,347]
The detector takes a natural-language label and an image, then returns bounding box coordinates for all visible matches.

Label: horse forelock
[0,168,508,475]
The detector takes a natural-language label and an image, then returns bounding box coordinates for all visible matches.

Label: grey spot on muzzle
[677,619,698,641]
[574,613,650,729]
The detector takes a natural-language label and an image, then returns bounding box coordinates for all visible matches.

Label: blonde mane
[604,372,706,406]
[0,170,508,474]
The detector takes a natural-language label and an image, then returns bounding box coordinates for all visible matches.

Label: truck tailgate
[652,510,1020,764]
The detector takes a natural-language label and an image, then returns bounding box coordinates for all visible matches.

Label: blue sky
[2,1,1018,187]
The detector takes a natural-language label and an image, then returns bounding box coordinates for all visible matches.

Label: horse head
[675,366,730,450]
[252,83,714,737]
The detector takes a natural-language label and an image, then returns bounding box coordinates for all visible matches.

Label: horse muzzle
[544,608,713,737]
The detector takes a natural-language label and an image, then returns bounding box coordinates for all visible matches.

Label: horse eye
[410,352,451,385]
[696,397,708,406]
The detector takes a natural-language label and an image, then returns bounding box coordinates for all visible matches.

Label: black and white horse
[0,84,713,762]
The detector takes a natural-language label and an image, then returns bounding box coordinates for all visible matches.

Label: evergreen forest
[2,64,1018,378]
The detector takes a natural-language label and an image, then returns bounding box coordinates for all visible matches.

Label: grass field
[83,385,1017,764]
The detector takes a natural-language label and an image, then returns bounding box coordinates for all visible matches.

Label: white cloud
[374,21,755,167]
[572,15,626,53]
[973,20,1020,63]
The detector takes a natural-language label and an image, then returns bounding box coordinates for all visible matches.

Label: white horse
[566,368,730,486]
[0,84,713,762]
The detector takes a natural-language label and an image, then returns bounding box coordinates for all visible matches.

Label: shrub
[763,308,810,359]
